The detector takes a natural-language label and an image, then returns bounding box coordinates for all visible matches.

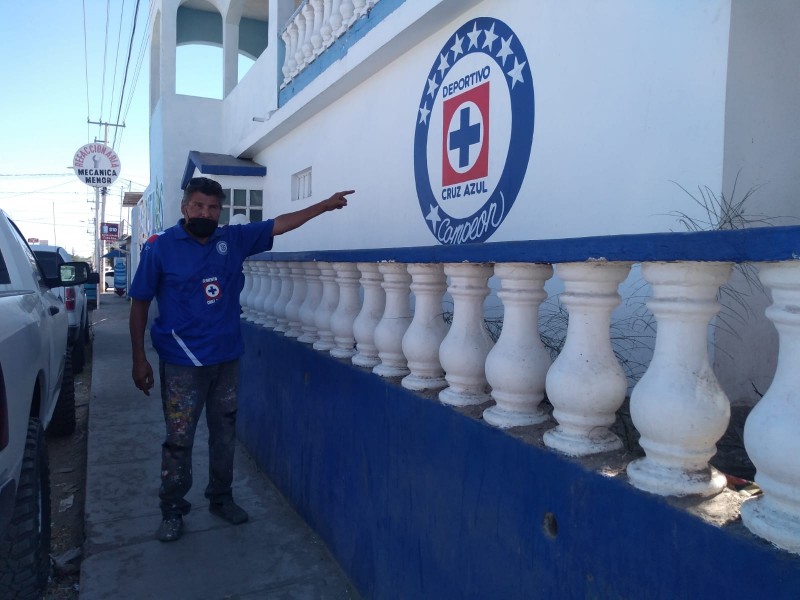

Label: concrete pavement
[79,294,359,599]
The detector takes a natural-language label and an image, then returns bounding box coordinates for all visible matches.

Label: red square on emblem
[441,81,490,187]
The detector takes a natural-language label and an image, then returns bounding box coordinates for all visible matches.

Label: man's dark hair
[182,177,225,207]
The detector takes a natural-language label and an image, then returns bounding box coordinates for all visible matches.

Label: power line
[112,0,142,149]
[82,0,92,125]
[117,1,153,150]
[100,0,110,120]
[108,0,127,121]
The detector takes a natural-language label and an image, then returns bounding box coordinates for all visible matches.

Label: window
[220,189,264,224]
[292,168,312,202]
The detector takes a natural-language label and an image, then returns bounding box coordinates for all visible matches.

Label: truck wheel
[0,419,51,598]
[50,349,76,437]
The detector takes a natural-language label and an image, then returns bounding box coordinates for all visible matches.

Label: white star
[450,34,464,59]
[418,104,430,125]
[466,22,481,49]
[425,204,441,232]
[426,75,439,99]
[507,57,526,89]
[496,35,514,65]
[436,52,450,77]
[482,23,498,51]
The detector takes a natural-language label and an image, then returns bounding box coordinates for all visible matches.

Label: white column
[273,262,294,333]
[245,261,264,322]
[330,262,361,358]
[262,263,282,329]
[741,261,800,554]
[402,263,448,391]
[352,263,385,368]
[300,2,315,66]
[309,0,324,56]
[439,263,494,406]
[320,0,333,47]
[544,262,631,456]
[484,263,554,428]
[293,12,307,76]
[285,21,299,79]
[328,0,343,43]
[313,262,339,351]
[336,0,352,36]
[627,261,732,497]
[284,264,307,338]
[280,28,292,83]
[373,263,412,377]
[240,261,255,320]
[298,262,322,344]
[252,262,273,326]
[352,0,367,21]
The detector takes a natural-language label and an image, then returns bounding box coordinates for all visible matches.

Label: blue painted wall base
[238,323,800,599]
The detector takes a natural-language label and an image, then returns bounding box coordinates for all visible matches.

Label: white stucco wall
[247,0,732,251]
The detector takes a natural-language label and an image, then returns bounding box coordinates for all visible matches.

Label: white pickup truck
[0,209,92,597]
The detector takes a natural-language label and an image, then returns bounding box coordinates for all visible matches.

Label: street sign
[72,143,121,188]
[101,222,119,241]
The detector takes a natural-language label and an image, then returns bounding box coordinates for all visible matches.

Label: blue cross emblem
[449,106,481,168]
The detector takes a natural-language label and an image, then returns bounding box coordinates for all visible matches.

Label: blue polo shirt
[129,219,274,366]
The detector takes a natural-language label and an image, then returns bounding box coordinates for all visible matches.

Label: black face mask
[185,217,217,238]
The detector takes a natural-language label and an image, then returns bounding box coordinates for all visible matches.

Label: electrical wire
[108,0,127,122]
[100,0,110,121]
[82,0,92,127]
[111,0,142,149]
[116,0,154,151]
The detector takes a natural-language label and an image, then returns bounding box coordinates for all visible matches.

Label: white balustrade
[262,263,282,329]
[484,263,554,428]
[240,262,255,320]
[252,263,273,326]
[401,263,448,391]
[352,263,385,368]
[328,0,343,43]
[298,262,323,344]
[740,261,800,554]
[373,263,412,378]
[284,265,308,338]
[301,2,315,67]
[352,0,367,22]
[544,262,631,456]
[245,261,265,322]
[286,21,300,80]
[439,263,495,406]
[293,12,307,76]
[627,262,732,497]
[320,0,334,47]
[313,262,339,351]
[273,262,294,333]
[330,262,361,358]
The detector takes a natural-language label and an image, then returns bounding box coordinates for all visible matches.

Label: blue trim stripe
[181,151,267,189]
[251,226,800,264]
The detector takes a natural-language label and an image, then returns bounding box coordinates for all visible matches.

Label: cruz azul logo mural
[414,17,534,244]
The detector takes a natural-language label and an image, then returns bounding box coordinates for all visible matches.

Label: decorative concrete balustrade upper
[239,226,800,556]
[280,0,382,86]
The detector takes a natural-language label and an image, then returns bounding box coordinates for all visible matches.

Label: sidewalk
[79,294,358,599]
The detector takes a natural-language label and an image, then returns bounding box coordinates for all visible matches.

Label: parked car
[105,270,114,291]
[33,245,91,374]
[0,210,90,597]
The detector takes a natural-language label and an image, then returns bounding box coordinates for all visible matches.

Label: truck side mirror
[51,261,91,287]
[87,272,100,284]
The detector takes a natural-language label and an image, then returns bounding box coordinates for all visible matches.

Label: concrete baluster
[352,0,367,21]
[373,263,412,377]
[272,262,294,333]
[285,21,299,79]
[741,261,800,554]
[240,261,255,320]
[262,263,282,329]
[337,0,353,36]
[439,263,494,406]
[301,3,315,66]
[484,263,553,428]
[284,264,307,338]
[245,261,264,322]
[627,261,732,496]
[298,262,322,344]
[544,262,631,455]
[320,0,333,47]
[330,262,361,358]
[280,28,292,83]
[328,0,343,42]
[309,0,324,56]
[293,12,307,76]
[313,262,339,351]
[401,263,448,391]
[252,262,273,326]
[352,263,385,368]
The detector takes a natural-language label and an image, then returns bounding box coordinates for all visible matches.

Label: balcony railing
[240,226,800,556]
[280,0,382,87]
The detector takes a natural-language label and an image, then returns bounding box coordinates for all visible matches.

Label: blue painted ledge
[238,324,800,600]
[251,225,800,264]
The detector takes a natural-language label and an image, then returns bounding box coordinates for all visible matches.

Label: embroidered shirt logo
[216,241,228,255]
[203,277,222,305]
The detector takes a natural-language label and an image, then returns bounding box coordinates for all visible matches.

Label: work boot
[209,499,249,525]
[156,515,183,542]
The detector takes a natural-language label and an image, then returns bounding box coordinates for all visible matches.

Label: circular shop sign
[72,143,121,188]
[414,17,534,244]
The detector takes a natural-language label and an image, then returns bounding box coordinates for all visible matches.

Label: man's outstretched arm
[272,190,354,236]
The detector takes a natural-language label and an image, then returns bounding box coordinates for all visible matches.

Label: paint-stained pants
[158,360,239,518]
